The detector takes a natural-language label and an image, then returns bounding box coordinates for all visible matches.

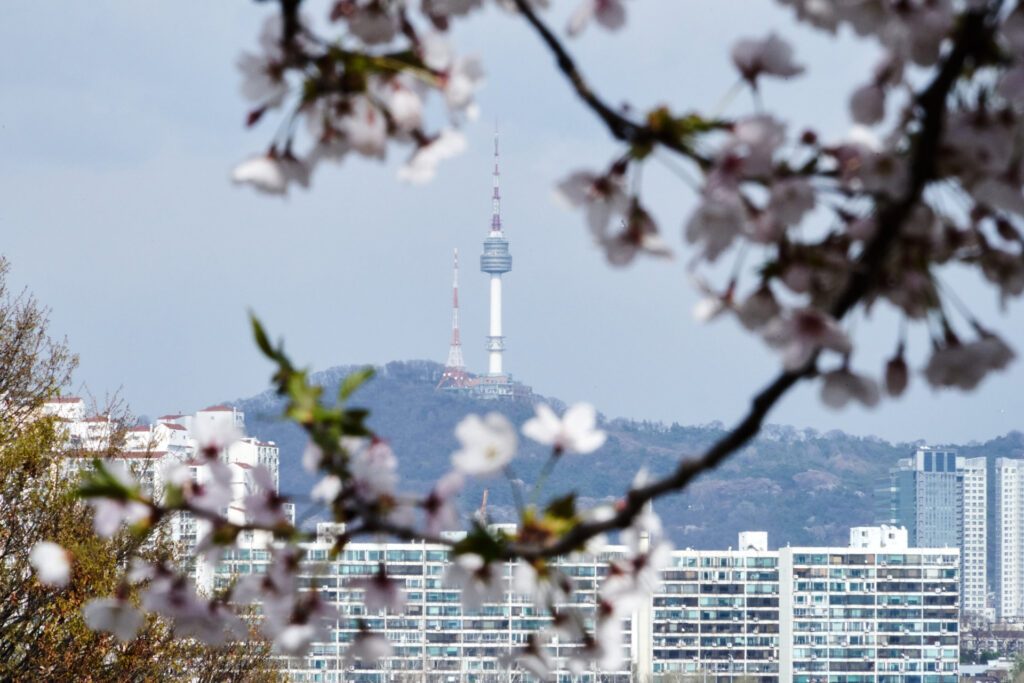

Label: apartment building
[212,526,958,683]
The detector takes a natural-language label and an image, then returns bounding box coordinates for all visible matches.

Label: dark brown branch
[510,0,709,166]
[506,7,997,561]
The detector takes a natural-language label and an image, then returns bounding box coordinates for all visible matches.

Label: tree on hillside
[60,0,1024,677]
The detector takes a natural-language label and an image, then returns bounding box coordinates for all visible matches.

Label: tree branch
[507,7,996,561]
[510,0,709,166]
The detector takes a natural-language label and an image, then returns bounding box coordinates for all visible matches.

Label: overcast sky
[1,1,1020,445]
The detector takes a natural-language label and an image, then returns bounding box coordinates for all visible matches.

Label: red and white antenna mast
[438,248,470,389]
[446,248,465,370]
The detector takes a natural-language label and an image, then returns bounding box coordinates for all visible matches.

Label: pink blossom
[762,307,852,370]
[567,0,626,37]
[83,598,145,642]
[451,413,518,476]
[443,553,504,610]
[924,333,1015,390]
[423,470,464,534]
[731,33,804,87]
[522,403,607,454]
[555,169,629,237]
[351,565,407,613]
[30,541,71,587]
[820,368,881,409]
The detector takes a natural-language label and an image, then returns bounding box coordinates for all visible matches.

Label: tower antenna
[437,248,470,389]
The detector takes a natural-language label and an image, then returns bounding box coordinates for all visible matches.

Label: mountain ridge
[230,360,1024,550]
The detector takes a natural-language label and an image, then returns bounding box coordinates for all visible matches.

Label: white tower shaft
[488,275,502,374]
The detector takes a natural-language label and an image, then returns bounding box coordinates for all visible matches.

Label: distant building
[994,458,1024,621]
[44,397,288,590]
[876,447,987,618]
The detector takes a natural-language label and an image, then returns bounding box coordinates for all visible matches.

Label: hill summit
[231,360,1024,549]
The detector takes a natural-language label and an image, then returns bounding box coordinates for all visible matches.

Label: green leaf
[544,493,577,521]
[339,367,375,401]
[452,523,506,563]
[250,313,276,360]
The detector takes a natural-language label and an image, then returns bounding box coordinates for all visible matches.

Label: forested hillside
[232,361,1024,549]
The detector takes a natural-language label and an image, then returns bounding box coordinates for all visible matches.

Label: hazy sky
[1,1,1021,444]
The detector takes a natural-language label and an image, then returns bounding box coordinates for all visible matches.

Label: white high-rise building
[961,457,988,617]
[996,458,1024,620]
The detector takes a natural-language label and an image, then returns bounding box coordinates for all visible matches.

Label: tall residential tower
[876,447,988,617]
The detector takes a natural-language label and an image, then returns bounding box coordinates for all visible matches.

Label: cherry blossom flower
[193,416,243,459]
[767,176,815,227]
[735,286,780,331]
[423,470,464,534]
[351,565,407,613]
[89,462,150,537]
[451,412,518,476]
[513,561,572,608]
[269,595,337,656]
[83,598,145,642]
[522,403,606,454]
[597,207,673,266]
[762,307,852,370]
[722,115,787,177]
[820,368,881,409]
[731,33,804,88]
[338,96,388,159]
[346,630,393,666]
[302,441,324,473]
[398,129,468,184]
[684,189,747,262]
[237,16,289,109]
[310,474,342,504]
[442,56,485,115]
[924,333,1015,390]
[183,458,234,518]
[243,465,289,527]
[29,541,70,587]
[230,154,290,196]
[342,3,399,45]
[422,0,484,20]
[567,0,626,37]
[555,169,629,237]
[379,79,424,133]
[350,439,399,501]
[142,574,245,646]
[443,553,504,610]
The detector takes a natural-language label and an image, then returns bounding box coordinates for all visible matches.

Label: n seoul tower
[480,129,512,377]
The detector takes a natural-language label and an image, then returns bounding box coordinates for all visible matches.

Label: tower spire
[491,126,502,234]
